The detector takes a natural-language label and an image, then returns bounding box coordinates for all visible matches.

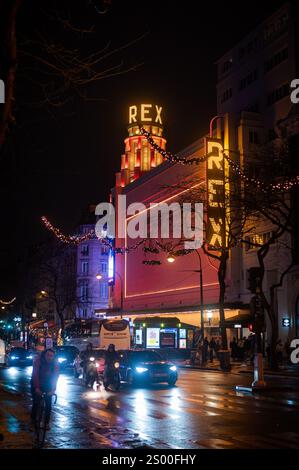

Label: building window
[239,69,258,91]
[100,283,108,299]
[263,13,289,43]
[81,308,88,318]
[81,244,89,256]
[265,47,288,73]
[101,245,109,255]
[244,232,273,251]
[222,58,233,74]
[221,88,233,103]
[101,262,107,273]
[80,280,89,301]
[249,130,259,144]
[81,261,89,274]
[267,83,290,107]
[239,37,258,59]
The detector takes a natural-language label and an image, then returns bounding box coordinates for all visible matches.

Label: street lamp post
[167,250,205,364]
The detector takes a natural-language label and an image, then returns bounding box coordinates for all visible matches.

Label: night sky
[0,0,287,299]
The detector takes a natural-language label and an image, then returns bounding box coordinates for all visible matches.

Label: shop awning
[133,316,195,329]
[224,311,253,327]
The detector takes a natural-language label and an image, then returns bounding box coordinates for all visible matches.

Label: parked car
[118,349,178,386]
[6,347,34,367]
[54,346,79,369]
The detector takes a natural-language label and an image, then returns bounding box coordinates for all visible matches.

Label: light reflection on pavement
[0,365,299,449]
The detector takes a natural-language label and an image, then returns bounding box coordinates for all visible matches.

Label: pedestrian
[276,339,284,364]
[30,349,59,430]
[237,337,245,361]
[230,337,238,361]
[203,337,209,364]
[209,337,217,362]
[215,339,221,358]
[284,339,291,363]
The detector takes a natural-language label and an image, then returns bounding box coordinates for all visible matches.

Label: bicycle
[34,392,57,448]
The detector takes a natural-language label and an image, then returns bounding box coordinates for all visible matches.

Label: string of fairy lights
[41,216,145,253]
[140,127,299,192]
[0,297,16,305]
[140,127,208,165]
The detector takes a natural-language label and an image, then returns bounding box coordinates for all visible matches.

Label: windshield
[10,348,26,355]
[128,351,162,362]
[55,347,78,356]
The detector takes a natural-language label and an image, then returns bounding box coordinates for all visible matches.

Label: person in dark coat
[209,337,217,362]
[230,337,238,361]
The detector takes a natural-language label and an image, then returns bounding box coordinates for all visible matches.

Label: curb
[179,365,299,379]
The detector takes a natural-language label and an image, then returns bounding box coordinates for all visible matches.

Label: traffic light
[250,295,265,332]
[247,267,262,293]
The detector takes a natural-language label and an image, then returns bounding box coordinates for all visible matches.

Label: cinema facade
[106,104,253,350]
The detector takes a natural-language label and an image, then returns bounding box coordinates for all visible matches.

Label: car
[54,346,79,369]
[118,349,178,386]
[6,347,34,367]
[73,348,106,378]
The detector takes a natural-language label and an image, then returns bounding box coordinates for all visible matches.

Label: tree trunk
[218,252,228,349]
[269,317,279,370]
[57,312,65,332]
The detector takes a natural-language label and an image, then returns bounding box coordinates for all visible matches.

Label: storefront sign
[179,329,186,339]
[146,328,160,348]
[135,329,143,345]
[206,138,226,249]
[179,339,187,349]
[160,332,175,347]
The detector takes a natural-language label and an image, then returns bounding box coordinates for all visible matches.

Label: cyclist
[30,348,59,430]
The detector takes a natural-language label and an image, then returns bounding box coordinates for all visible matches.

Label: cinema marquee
[205,138,226,249]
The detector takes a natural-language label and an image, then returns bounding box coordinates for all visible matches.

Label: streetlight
[167,249,205,356]
[167,254,176,263]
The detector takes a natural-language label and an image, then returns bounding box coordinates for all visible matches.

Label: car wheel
[127,370,134,386]
[167,376,177,386]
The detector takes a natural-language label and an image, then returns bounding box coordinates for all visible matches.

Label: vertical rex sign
[205,138,226,249]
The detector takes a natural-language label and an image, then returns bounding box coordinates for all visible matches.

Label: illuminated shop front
[132,317,196,350]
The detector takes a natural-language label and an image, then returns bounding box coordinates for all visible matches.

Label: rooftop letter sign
[129,104,163,125]
[205,138,226,249]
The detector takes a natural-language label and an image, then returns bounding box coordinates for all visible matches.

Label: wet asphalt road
[0,365,299,449]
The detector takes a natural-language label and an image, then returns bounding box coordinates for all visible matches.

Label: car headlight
[135,367,148,373]
[11,356,18,360]
[169,365,177,372]
[26,355,33,359]
[58,357,67,363]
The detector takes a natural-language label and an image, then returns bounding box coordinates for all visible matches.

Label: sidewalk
[180,360,299,378]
